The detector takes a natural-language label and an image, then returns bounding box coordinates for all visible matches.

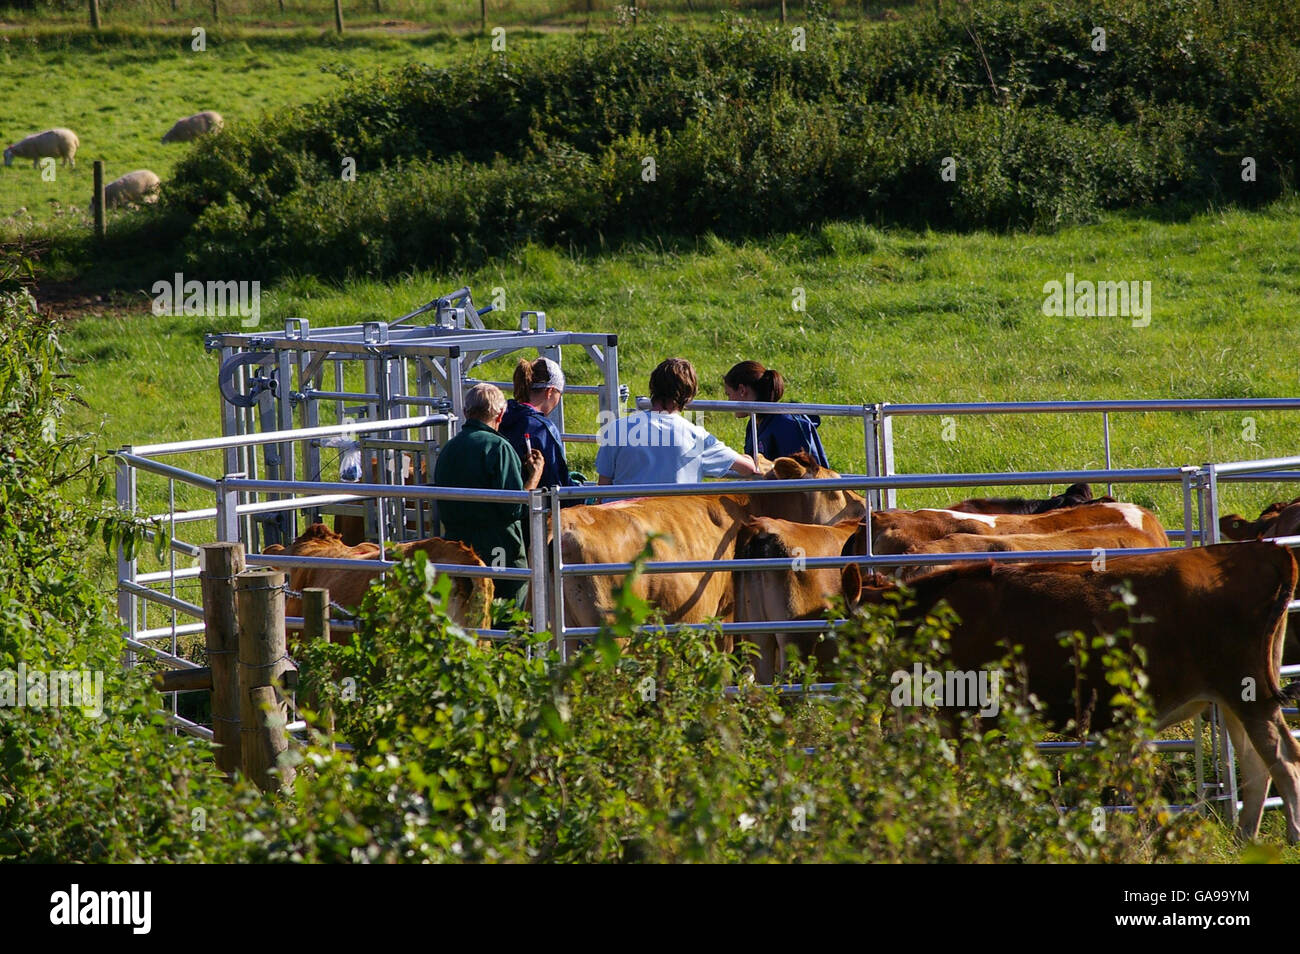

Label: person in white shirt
[596,358,760,485]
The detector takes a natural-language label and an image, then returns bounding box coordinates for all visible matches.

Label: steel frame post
[116,453,138,667]
[862,404,880,512]
[549,488,566,662]
[529,489,549,649]
[879,403,897,509]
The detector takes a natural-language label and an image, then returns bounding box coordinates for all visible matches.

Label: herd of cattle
[262,453,1300,842]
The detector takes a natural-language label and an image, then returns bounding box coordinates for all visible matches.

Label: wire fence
[8,0,926,31]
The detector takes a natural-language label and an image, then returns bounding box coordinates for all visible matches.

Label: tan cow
[863,500,1167,555]
[887,524,1169,581]
[264,523,493,641]
[840,542,1300,843]
[556,453,865,635]
[734,517,861,683]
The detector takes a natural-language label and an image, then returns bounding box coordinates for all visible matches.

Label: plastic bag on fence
[321,437,362,482]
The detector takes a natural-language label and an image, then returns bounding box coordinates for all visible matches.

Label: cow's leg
[1222,709,1270,841]
[1236,707,1300,844]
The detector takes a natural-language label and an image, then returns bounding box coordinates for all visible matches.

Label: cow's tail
[1262,543,1299,704]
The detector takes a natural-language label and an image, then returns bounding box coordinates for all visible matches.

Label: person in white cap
[499,356,579,490]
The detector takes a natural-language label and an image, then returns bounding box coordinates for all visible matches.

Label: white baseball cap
[532,357,565,393]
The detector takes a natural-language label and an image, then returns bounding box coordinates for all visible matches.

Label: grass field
[0,29,486,232]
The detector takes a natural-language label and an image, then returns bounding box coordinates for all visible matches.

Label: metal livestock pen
[112,290,1300,829]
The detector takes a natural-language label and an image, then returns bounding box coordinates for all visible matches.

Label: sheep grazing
[3,128,80,168]
[161,111,224,144]
[90,170,162,215]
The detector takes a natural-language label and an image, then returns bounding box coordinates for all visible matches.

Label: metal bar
[529,489,549,643]
[553,467,1189,501]
[1180,468,1197,549]
[148,507,218,525]
[635,397,1300,418]
[879,403,897,509]
[1102,412,1113,498]
[549,488,566,661]
[559,546,1177,578]
[247,552,530,579]
[124,637,203,669]
[162,712,214,741]
[113,453,219,490]
[137,566,203,583]
[116,455,138,667]
[863,404,881,513]
[121,580,205,619]
[1205,463,1221,544]
[135,622,207,640]
[132,414,450,457]
[226,477,530,503]
[1212,454,1300,476]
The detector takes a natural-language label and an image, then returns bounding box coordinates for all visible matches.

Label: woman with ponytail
[499,356,579,489]
[722,361,830,467]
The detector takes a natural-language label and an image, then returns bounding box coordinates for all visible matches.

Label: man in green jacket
[434,383,543,604]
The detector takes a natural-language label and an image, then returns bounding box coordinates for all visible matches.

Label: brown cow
[1221,497,1300,542]
[840,542,1300,843]
[861,500,1166,556]
[264,523,493,641]
[734,517,861,683]
[888,525,1170,581]
[948,482,1095,515]
[557,453,864,633]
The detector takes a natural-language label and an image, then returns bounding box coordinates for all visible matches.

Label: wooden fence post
[480,0,486,33]
[236,569,295,792]
[200,542,245,776]
[211,0,218,21]
[780,0,787,24]
[302,588,334,736]
[334,0,344,33]
[89,0,100,29]
[92,160,106,241]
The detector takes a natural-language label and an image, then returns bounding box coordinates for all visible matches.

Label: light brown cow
[888,525,1170,581]
[264,523,493,640]
[840,542,1300,843]
[734,517,861,683]
[863,500,1166,555]
[557,453,865,634]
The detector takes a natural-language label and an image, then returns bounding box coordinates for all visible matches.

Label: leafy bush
[281,547,1211,863]
[158,0,1300,278]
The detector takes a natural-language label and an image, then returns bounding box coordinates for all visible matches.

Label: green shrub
[158,0,1300,279]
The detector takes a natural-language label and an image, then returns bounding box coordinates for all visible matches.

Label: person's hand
[522,448,545,489]
[754,453,774,476]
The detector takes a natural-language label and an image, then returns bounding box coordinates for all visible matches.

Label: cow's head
[752,452,866,524]
[839,562,895,612]
[1033,482,1093,513]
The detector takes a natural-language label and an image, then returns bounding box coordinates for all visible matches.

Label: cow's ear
[841,562,864,608]
[771,457,803,480]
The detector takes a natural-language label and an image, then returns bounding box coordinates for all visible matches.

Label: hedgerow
[162,0,1300,278]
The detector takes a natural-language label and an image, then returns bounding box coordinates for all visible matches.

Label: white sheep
[3,128,80,168]
[90,170,161,215]
[161,111,224,144]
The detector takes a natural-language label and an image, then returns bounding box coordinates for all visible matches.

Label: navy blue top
[500,399,572,488]
[744,412,830,468]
